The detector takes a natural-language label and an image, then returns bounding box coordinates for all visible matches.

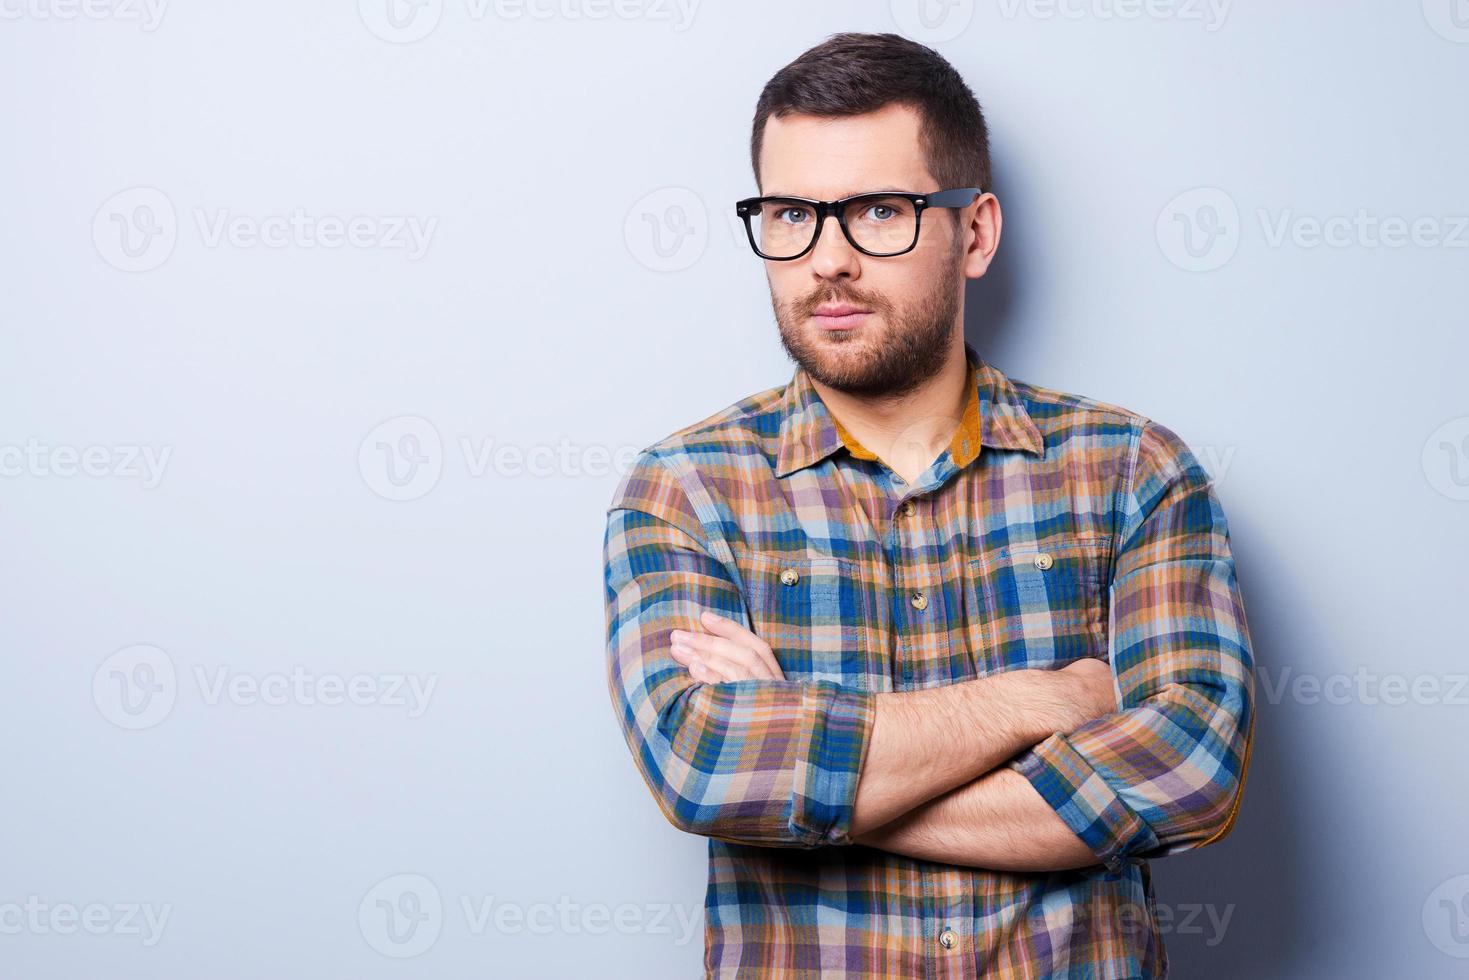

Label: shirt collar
[773,341,1044,479]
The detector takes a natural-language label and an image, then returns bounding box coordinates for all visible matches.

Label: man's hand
[669,611,1118,731]
[669,611,785,682]
[670,613,1117,733]
[666,609,1123,844]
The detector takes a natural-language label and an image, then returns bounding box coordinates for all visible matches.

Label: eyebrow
[762,188,911,199]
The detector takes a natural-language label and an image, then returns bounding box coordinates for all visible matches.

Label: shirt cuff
[1010,731,1160,873]
[790,682,876,847]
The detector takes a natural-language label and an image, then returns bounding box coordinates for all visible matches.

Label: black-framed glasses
[734,187,982,260]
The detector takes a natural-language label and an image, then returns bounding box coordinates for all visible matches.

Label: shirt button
[910,591,928,610]
[1033,552,1053,571]
[900,500,916,517]
[779,568,800,586]
[939,929,957,949]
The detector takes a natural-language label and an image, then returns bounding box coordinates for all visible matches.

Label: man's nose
[808,214,860,279]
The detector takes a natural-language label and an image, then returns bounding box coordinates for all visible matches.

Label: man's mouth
[811,303,872,330]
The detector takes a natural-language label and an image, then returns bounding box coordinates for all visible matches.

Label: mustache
[795,289,886,316]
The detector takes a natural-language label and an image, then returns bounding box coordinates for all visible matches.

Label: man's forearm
[853,766,1100,871]
[847,666,1100,838]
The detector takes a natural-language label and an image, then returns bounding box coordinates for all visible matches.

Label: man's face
[756,102,982,398]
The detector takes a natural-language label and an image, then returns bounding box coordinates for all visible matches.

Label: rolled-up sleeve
[603,449,876,848]
[1009,420,1256,873]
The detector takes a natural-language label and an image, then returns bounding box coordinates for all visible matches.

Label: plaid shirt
[602,342,1255,979]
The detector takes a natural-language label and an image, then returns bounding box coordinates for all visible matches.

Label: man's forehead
[759,105,932,198]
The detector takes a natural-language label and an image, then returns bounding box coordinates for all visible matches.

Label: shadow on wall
[1149,520,1319,977]
[962,176,1315,975]
[960,153,1023,363]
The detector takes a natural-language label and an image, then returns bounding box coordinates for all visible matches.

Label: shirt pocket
[738,551,876,690]
[965,537,1110,674]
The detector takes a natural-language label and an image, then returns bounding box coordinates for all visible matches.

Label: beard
[772,242,964,399]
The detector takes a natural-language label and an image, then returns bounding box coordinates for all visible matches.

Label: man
[603,31,1254,979]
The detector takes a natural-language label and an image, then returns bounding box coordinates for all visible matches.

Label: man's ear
[963,194,1002,280]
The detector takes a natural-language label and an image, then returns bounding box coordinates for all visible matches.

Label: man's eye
[864,205,895,221]
[775,207,810,225]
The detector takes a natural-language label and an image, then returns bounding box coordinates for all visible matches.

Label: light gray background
[2,2,1466,977]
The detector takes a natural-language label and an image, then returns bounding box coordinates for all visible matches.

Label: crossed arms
[602,422,1255,874]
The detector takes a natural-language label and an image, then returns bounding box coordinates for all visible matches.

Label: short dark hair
[749,32,992,195]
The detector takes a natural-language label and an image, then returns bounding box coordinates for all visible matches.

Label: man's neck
[812,342,972,486]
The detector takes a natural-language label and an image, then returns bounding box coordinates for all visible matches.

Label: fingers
[697,611,785,678]
[671,631,775,681]
[669,620,785,683]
